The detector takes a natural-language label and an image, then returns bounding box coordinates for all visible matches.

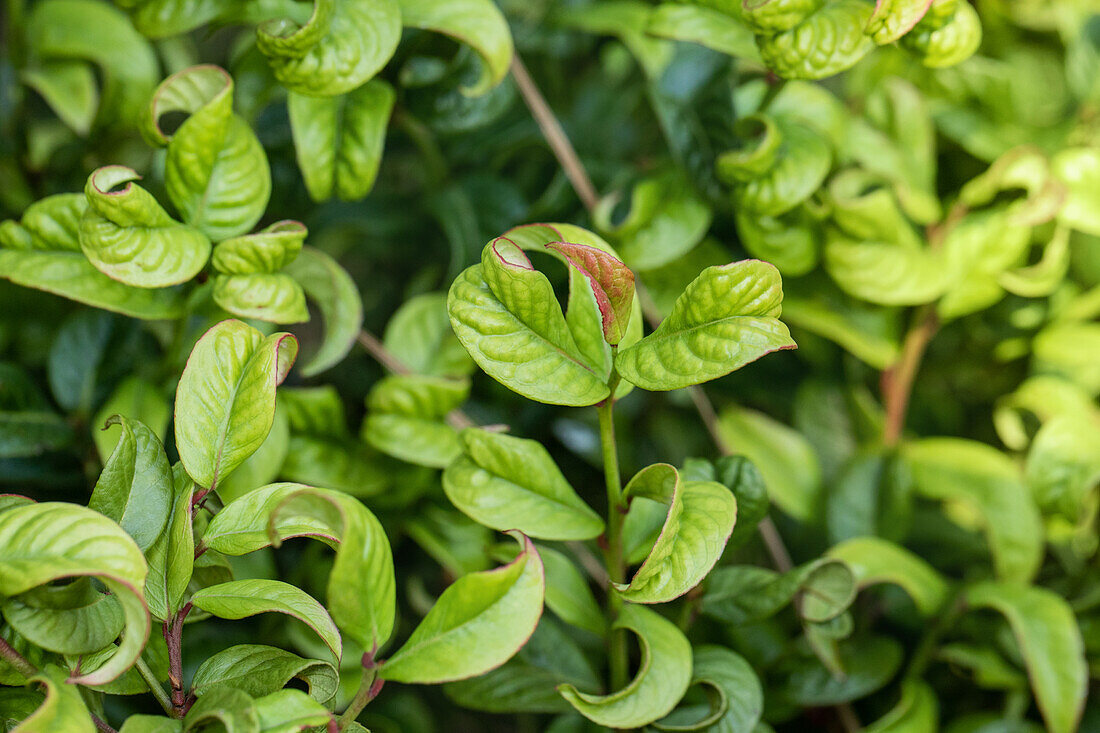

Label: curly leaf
[17,666,94,732]
[654,645,763,733]
[965,582,1086,733]
[380,532,544,684]
[281,247,364,376]
[0,503,150,685]
[288,79,394,202]
[718,116,832,217]
[79,166,211,288]
[202,483,395,651]
[824,235,948,306]
[546,241,635,345]
[752,0,875,79]
[256,0,401,96]
[1052,148,1100,236]
[90,416,173,551]
[2,579,123,656]
[558,604,692,728]
[899,0,982,68]
[443,428,605,540]
[447,235,610,406]
[0,194,184,318]
[615,464,737,604]
[735,207,820,277]
[146,66,271,241]
[397,0,513,95]
[903,438,1043,583]
[865,679,938,732]
[828,537,950,616]
[866,0,934,44]
[115,0,226,38]
[616,260,796,391]
[20,62,97,136]
[363,375,468,468]
[210,221,305,275]
[175,320,298,490]
[191,579,341,660]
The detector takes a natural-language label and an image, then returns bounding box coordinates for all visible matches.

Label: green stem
[337,661,383,730]
[597,368,628,691]
[135,656,174,717]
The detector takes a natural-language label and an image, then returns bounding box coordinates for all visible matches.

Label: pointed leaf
[380,532,545,684]
[443,428,604,540]
[256,0,401,96]
[79,166,210,288]
[202,484,395,652]
[288,79,395,202]
[175,320,298,490]
[17,666,94,733]
[558,604,692,728]
[617,260,795,391]
[654,646,763,733]
[93,377,170,463]
[965,582,1087,733]
[2,579,123,655]
[191,645,338,703]
[90,416,172,551]
[0,503,150,685]
[252,689,330,733]
[191,579,341,659]
[614,464,737,604]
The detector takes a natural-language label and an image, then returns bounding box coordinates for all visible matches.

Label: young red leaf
[546,241,636,345]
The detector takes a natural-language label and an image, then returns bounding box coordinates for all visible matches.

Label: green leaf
[614,464,737,604]
[252,689,331,733]
[654,645,763,733]
[716,405,821,521]
[735,207,820,277]
[718,116,832,217]
[1025,414,1100,523]
[115,0,226,38]
[593,171,712,271]
[558,603,692,728]
[380,532,545,684]
[443,428,604,540]
[20,62,97,136]
[256,0,401,96]
[540,547,607,636]
[617,260,795,391]
[217,406,290,504]
[828,537,950,616]
[902,438,1043,583]
[213,274,309,325]
[175,320,298,490]
[191,579,341,659]
[865,679,939,732]
[89,417,171,552]
[283,247,365,377]
[899,0,982,68]
[2,579,123,655]
[866,0,935,44]
[119,715,181,733]
[752,0,875,79]
[1053,148,1100,236]
[0,194,185,318]
[25,0,158,125]
[17,666,94,733]
[0,503,149,685]
[781,287,901,370]
[965,582,1087,733]
[191,645,339,703]
[546,241,636,345]
[210,221,305,275]
[280,435,393,499]
[363,375,467,468]
[444,617,601,713]
[647,4,760,60]
[145,65,271,241]
[288,80,395,202]
[776,636,903,706]
[202,483,395,651]
[383,292,473,378]
[143,464,194,622]
[396,0,514,95]
[93,377,170,463]
[824,235,947,306]
[182,686,257,733]
[79,166,211,288]
[702,558,854,625]
[447,236,611,406]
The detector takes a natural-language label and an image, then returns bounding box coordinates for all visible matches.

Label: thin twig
[92,713,118,733]
[511,54,600,213]
[881,305,938,447]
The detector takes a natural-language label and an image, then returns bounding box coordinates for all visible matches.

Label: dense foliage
[0,0,1098,731]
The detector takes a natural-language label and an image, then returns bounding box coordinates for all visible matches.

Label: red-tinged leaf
[545,241,636,345]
